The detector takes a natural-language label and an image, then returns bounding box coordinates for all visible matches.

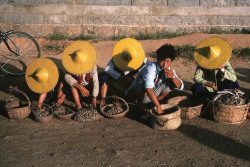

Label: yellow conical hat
[112,38,145,71]
[62,41,97,75]
[25,57,59,94]
[194,37,232,69]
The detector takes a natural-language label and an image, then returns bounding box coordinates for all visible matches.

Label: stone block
[45,0,74,5]
[7,14,43,24]
[168,0,199,6]
[78,0,131,6]
[7,0,44,5]
[200,0,228,6]
[228,0,250,6]
[0,0,8,4]
[132,0,165,6]
[0,14,6,23]
[44,15,82,24]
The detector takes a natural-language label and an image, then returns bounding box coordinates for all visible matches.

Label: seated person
[62,41,99,111]
[25,57,66,109]
[191,37,240,102]
[64,65,99,110]
[126,44,184,115]
[99,38,150,106]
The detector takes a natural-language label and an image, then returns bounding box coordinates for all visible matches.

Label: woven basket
[167,96,203,119]
[100,96,129,119]
[149,104,181,130]
[209,100,249,124]
[54,106,75,120]
[5,88,31,120]
[32,104,53,123]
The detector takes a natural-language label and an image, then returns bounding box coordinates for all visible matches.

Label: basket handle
[9,86,31,106]
[156,119,169,127]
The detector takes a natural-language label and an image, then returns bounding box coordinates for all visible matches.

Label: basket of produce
[32,104,53,123]
[167,96,203,119]
[149,104,181,130]
[100,96,129,119]
[208,90,249,124]
[74,107,103,122]
[53,105,75,120]
[5,87,31,120]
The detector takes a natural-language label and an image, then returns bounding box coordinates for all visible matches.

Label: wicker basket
[54,105,75,120]
[100,96,129,119]
[167,96,203,119]
[149,104,181,130]
[5,88,31,120]
[209,100,249,124]
[32,104,53,123]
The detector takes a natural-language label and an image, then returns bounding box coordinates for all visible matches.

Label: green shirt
[194,61,237,92]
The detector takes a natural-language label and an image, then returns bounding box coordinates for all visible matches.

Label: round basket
[167,96,203,119]
[32,104,53,123]
[149,104,181,130]
[209,100,249,124]
[5,88,31,120]
[54,105,75,120]
[100,96,129,119]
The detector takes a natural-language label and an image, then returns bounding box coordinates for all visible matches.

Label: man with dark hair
[126,44,184,115]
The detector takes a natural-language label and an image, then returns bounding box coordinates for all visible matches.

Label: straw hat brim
[112,38,145,71]
[62,41,97,75]
[25,57,59,94]
[194,37,232,69]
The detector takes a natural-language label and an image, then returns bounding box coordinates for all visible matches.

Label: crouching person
[126,44,184,116]
[62,41,99,111]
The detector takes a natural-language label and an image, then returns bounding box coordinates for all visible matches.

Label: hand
[212,85,218,91]
[157,106,164,115]
[164,66,174,79]
[79,86,90,97]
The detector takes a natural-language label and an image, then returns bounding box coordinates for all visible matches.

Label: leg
[38,93,47,109]
[99,72,109,106]
[57,82,66,105]
[135,91,147,114]
[100,83,108,107]
[191,83,209,101]
[157,91,171,101]
[71,86,82,110]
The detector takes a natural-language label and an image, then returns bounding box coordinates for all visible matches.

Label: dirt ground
[0,33,250,167]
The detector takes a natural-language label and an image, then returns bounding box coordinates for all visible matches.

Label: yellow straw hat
[112,38,145,71]
[194,37,232,69]
[25,57,59,94]
[62,41,97,75]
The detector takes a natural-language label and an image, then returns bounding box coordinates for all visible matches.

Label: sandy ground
[0,33,250,167]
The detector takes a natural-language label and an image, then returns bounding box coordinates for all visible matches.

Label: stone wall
[0,0,249,37]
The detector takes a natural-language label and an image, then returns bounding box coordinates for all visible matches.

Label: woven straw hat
[25,57,59,94]
[62,41,97,75]
[194,37,232,69]
[112,38,145,71]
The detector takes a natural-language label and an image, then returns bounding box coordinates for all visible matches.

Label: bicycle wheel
[0,31,40,75]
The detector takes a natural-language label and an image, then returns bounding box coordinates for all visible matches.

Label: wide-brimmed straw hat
[25,57,59,94]
[112,38,145,71]
[62,41,97,75]
[193,37,232,69]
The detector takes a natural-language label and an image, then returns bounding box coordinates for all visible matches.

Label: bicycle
[0,26,40,76]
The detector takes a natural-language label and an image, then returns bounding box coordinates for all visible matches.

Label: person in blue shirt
[126,44,184,115]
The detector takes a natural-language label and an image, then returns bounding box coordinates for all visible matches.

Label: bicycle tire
[0,31,40,76]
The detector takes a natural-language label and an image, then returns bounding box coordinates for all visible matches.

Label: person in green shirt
[191,37,240,101]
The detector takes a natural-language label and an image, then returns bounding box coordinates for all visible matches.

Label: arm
[164,66,184,90]
[146,88,163,114]
[105,60,121,79]
[221,62,237,82]
[194,67,218,91]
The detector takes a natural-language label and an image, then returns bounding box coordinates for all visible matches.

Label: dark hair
[156,44,176,61]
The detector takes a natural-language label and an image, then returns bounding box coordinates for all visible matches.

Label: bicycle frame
[0,26,20,56]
